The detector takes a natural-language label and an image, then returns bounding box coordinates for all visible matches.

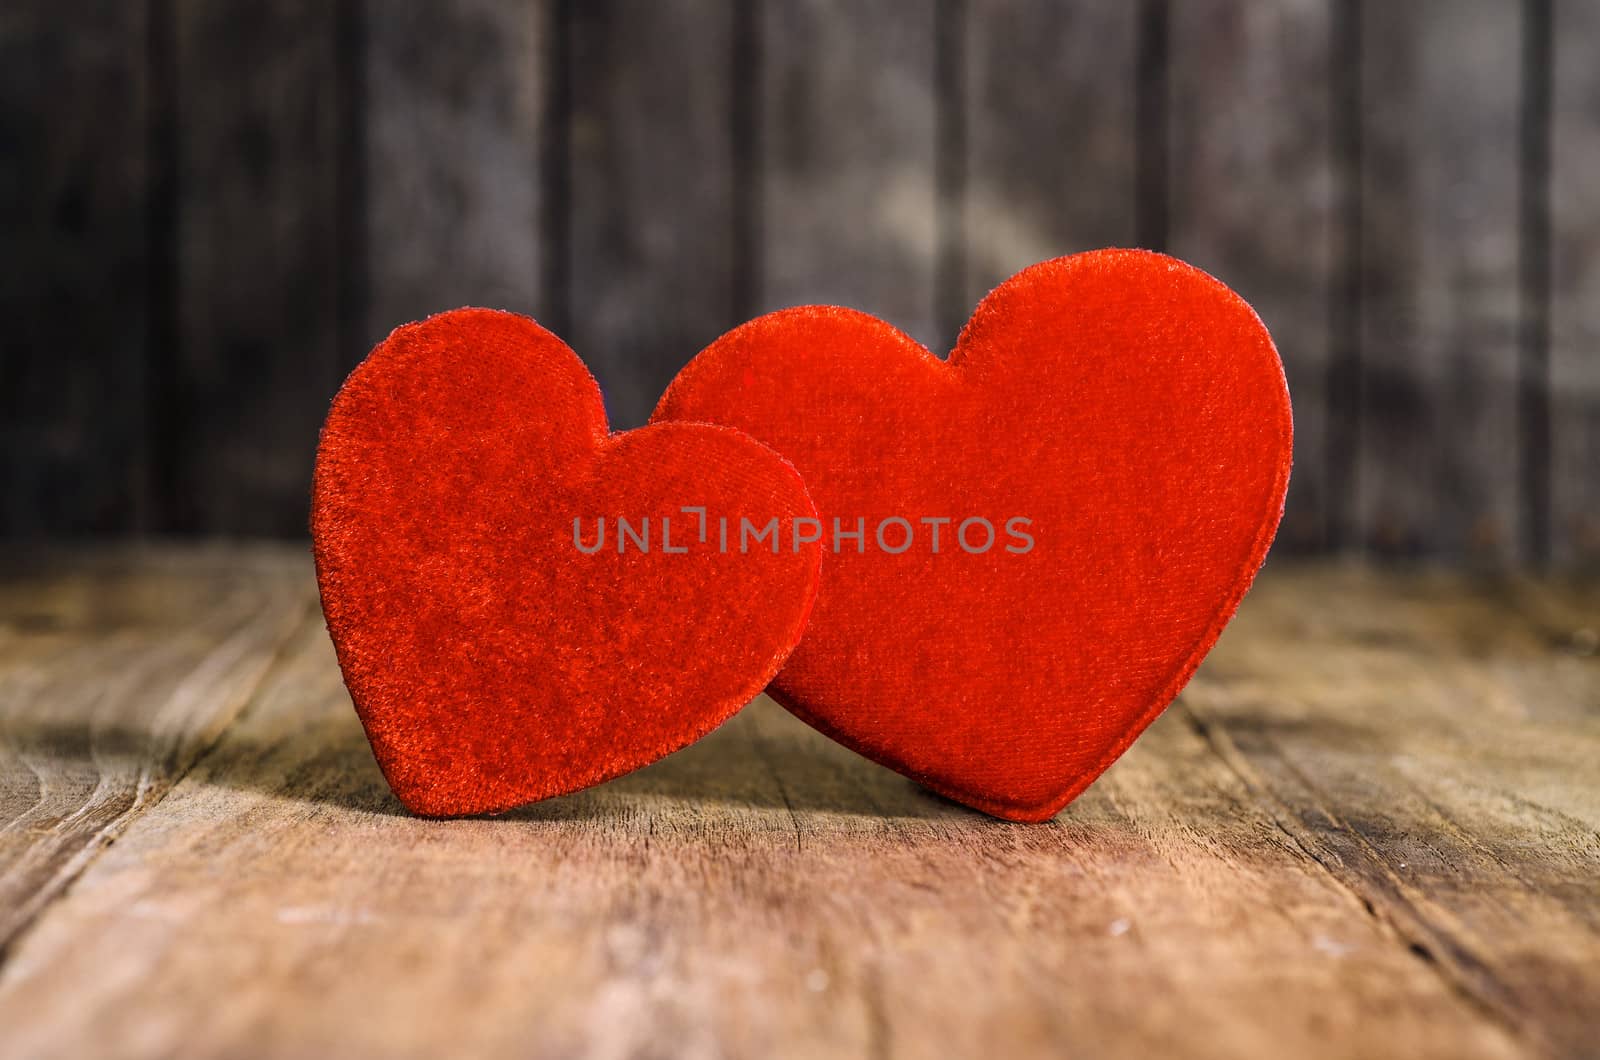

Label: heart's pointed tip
[964,795,1068,825]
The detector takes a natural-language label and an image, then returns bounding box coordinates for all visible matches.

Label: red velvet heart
[653,249,1292,821]
[313,308,821,816]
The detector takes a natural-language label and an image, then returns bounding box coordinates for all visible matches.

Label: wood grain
[960,0,1139,313]
[1551,0,1600,568]
[363,0,548,351]
[1167,0,1334,553]
[0,549,1594,1058]
[1187,566,1600,1057]
[565,0,738,430]
[0,4,1593,562]
[0,0,150,535]
[169,0,345,535]
[759,0,939,350]
[0,546,312,954]
[1358,0,1523,561]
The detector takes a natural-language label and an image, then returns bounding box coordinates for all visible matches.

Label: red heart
[313,309,821,816]
[654,249,1291,821]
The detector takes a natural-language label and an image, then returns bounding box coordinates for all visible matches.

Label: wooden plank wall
[1,0,1595,566]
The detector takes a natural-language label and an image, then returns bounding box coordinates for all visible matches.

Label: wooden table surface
[0,546,1595,1060]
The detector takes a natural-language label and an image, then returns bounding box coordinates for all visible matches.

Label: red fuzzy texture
[313,308,821,816]
[654,249,1292,822]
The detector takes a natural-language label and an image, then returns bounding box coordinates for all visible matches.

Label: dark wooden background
[2,0,1596,566]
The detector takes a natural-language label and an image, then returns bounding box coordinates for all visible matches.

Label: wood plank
[170,0,344,534]
[363,1,547,351]
[1358,0,1522,560]
[0,546,312,953]
[1167,0,1334,553]
[1187,567,1600,1057]
[759,0,939,350]
[961,0,1139,317]
[0,1,149,535]
[1,569,1575,1057]
[566,0,737,429]
[1551,0,1600,567]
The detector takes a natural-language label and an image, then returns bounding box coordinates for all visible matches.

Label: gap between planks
[1,552,1595,1058]
[0,545,319,960]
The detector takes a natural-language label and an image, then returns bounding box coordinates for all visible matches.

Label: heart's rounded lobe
[653,249,1292,821]
[313,308,821,816]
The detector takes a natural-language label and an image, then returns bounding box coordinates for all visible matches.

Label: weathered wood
[0,1,150,535]
[960,0,1139,314]
[1551,0,1600,568]
[1187,566,1600,1058]
[1,552,1595,1057]
[565,0,738,429]
[170,0,345,534]
[1168,0,1334,553]
[0,4,1586,563]
[363,0,548,351]
[0,546,312,954]
[1358,0,1522,561]
[759,0,939,350]
[0,672,1529,1060]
